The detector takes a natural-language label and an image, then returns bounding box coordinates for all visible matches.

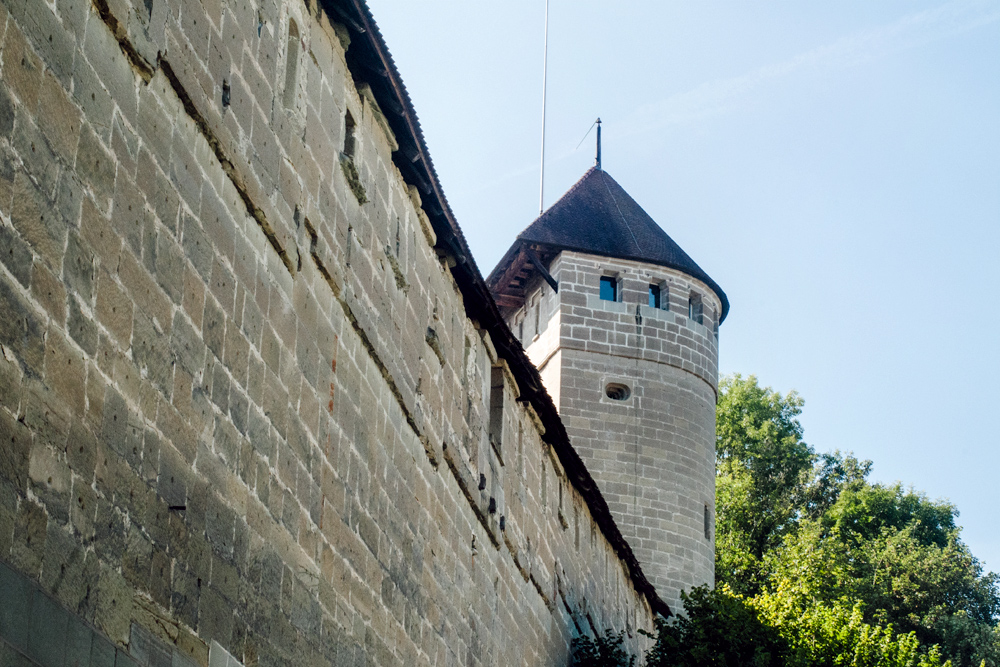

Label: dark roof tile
[500,167,729,321]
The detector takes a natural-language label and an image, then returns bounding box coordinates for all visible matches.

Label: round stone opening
[605,383,631,401]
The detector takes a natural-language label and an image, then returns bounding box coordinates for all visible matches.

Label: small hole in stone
[605,383,631,401]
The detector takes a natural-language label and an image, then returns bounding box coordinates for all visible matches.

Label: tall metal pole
[538,0,550,215]
[595,118,602,170]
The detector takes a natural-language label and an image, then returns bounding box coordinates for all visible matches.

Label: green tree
[570,629,635,667]
[643,586,788,667]
[714,374,1000,666]
[715,374,813,594]
[762,485,1000,665]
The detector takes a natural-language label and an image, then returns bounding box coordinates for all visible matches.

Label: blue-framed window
[600,276,618,302]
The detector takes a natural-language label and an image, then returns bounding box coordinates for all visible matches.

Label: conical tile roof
[489,168,729,321]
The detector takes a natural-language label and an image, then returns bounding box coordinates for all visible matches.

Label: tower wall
[522,250,722,613]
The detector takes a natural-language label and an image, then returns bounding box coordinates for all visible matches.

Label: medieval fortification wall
[509,251,720,614]
[0,0,660,665]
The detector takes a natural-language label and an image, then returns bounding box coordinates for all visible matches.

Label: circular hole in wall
[605,383,631,401]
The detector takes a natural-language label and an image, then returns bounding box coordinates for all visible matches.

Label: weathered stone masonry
[0,0,663,665]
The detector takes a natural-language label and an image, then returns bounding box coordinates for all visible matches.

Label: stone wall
[515,250,721,613]
[0,0,658,665]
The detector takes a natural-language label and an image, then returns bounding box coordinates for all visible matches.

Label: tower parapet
[489,168,728,612]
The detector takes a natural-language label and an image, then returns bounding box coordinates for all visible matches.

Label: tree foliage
[716,374,1000,667]
[569,375,999,667]
[570,629,635,667]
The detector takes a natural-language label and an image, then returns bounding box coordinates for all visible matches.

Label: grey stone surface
[0,0,682,662]
[513,251,722,613]
[0,562,30,651]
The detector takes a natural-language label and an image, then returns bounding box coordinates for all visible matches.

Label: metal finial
[595,118,602,170]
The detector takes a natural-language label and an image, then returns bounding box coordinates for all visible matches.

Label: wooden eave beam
[524,246,558,293]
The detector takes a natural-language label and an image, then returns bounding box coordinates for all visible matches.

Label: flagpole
[539,0,549,215]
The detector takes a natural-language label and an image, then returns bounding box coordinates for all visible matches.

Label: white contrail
[468,0,999,197]
[624,0,1000,135]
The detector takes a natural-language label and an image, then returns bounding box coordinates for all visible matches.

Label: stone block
[129,622,173,667]
[76,125,117,213]
[43,329,86,417]
[169,565,199,631]
[94,566,132,646]
[10,498,47,577]
[0,344,23,413]
[27,586,69,667]
[67,296,99,357]
[111,174,147,259]
[31,259,67,325]
[17,0,74,84]
[28,444,71,525]
[117,249,172,334]
[70,61,115,145]
[65,613,94,667]
[81,13,138,128]
[110,116,139,185]
[136,89,174,170]
[91,634,116,667]
[154,230,186,305]
[37,71,83,165]
[168,311,204,377]
[95,271,133,348]
[115,648,140,667]
[197,586,233,649]
[0,407,31,493]
[148,546,172,610]
[79,197,121,272]
[136,150,179,237]
[12,171,67,271]
[2,21,42,109]
[199,185,235,269]
[0,222,32,289]
[131,312,174,398]
[181,216,213,285]
[0,560,31,651]
[0,80,16,142]
[69,477,97,543]
[100,387,129,458]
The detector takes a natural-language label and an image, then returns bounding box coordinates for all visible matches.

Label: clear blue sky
[365,0,1000,571]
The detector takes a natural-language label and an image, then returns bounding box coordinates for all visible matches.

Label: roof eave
[326,0,672,618]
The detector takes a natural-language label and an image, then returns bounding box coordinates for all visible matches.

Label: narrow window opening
[533,298,540,336]
[517,423,524,478]
[462,337,473,423]
[574,507,579,551]
[541,459,547,508]
[343,109,357,158]
[282,19,300,109]
[648,284,660,309]
[488,366,504,458]
[704,503,711,539]
[599,276,618,302]
[518,317,524,341]
[688,293,703,325]
[345,225,353,267]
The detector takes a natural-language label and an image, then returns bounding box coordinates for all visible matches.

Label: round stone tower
[487,167,728,614]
